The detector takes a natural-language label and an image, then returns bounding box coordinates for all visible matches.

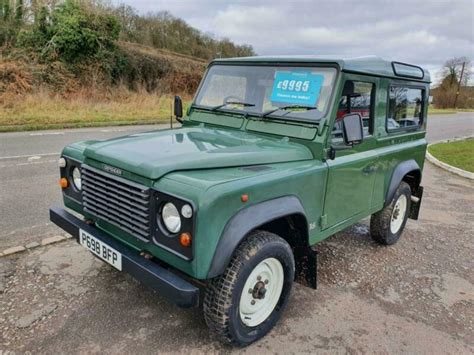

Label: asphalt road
[424,112,474,142]
[0,113,473,250]
[0,124,167,249]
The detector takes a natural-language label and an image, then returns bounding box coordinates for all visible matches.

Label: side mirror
[342,113,364,146]
[174,95,183,123]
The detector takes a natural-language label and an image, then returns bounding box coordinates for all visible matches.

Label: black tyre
[370,181,412,245]
[203,230,295,347]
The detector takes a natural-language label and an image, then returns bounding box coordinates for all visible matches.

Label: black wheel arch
[385,159,422,206]
[206,195,308,279]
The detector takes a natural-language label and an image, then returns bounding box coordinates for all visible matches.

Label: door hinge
[320,214,328,229]
[324,147,336,161]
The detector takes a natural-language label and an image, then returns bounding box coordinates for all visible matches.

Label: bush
[113,6,255,60]
[18,1,120,65]
[3,0,246,95]
[113,42,205,94]
[0,0,22,46]
[0,61,33,93]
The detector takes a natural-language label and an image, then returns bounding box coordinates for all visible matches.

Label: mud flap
[294,246,318,289]
[409,185,423,220]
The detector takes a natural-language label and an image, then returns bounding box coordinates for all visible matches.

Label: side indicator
[241,194,249,203]
[60,178,68,188]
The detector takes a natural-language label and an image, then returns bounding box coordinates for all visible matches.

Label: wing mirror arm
[327,144,354,160]
[173,95,184,124]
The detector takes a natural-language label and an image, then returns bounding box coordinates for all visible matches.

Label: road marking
[16,159,57,166]
[29,132,65,136]
[29,128,131,135]
[0,159,57,168]
[100,129,128,132]
[0,152,59,160]
[24,127,143,135]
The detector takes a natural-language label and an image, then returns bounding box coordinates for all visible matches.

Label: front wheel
[203,230,294,347]
[370,181,412,245]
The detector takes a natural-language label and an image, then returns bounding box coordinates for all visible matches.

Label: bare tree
[434,56,473,109]
[441,56,471,87]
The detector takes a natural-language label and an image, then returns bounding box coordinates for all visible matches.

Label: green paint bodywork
[82,126,313,180]
[60,56,430,280]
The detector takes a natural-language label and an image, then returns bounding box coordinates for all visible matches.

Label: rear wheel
[203,230,294,347]
[370,181,411,245]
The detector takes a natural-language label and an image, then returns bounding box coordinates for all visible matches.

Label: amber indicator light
[59,178,68,188]
[179,232,192,247]
[241,194,249,202]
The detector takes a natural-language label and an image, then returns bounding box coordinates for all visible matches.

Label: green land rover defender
[51,56,429,346]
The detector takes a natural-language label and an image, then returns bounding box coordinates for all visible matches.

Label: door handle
[362,165,377,174]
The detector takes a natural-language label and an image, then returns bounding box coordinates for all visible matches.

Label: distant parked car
[387,118,400,129]
[398,119,419,127]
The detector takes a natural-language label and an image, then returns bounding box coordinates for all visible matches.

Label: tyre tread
[370,181,411,245]
[203,230,290,346]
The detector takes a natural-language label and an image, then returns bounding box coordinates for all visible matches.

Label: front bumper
[49,207,199,308]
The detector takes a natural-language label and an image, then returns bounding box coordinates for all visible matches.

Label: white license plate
[79,229,122,271]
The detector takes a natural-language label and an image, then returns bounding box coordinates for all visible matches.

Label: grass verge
[0,91,191,132]
[428,138,474,173]
[428,108,474,115]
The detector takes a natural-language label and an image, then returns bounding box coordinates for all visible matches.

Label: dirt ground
[1,162,473,354]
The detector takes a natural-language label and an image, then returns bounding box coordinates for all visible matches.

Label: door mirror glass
[342,113,364,146]
[174,95,183,118]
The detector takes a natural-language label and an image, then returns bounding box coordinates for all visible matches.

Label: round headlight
[72,167,82,190]
[181,204,193,218]
[162,202,181,234]
[58,157,67,168]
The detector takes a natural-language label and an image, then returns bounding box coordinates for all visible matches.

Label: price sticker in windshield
[271,71,323,106]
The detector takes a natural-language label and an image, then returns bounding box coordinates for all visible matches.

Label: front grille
[82,165,151,240]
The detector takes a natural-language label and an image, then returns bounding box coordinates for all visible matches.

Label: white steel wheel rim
[390,194,407,234]
[239,257,284,327]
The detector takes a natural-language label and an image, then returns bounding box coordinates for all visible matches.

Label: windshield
[194,64,337,122]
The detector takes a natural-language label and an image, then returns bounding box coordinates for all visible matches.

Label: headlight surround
[152,191,195,260]
[161,202,181,234]
[72,167,82,191]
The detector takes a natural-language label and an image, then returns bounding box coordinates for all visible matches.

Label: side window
[332,81,374,142]
[387,86,423,131]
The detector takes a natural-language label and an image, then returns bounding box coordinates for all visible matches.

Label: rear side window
[387,86,423,131]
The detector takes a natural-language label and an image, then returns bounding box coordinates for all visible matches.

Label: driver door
[322,77,378,229]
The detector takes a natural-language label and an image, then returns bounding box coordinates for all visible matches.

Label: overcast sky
[117,0,474,84]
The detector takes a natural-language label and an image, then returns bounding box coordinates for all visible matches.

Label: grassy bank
[428,138,474,173]
[0,91,191,132]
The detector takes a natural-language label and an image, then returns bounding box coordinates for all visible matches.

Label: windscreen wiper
[261,105,317,118]
[211,101,255,111]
